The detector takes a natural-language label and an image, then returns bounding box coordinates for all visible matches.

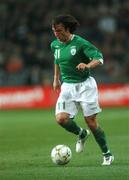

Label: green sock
[59,118,81,135]
[92,127,110,154]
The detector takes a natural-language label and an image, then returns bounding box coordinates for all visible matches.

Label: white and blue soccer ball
[51,144,72,165]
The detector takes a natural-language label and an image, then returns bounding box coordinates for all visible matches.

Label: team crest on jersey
[70,46,76,56]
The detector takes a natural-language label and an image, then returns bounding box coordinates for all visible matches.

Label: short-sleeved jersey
[51,34,103,83]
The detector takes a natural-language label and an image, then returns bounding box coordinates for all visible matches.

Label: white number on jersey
[54,49,60,59]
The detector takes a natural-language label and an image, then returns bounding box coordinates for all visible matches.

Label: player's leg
[55,81,85,136]
[55,98,84,136]
[55,100,89,151]
[80,77,114,165]
[84,114,114,165]
[56,112,80,135]
[55,82,89,151]
[85,114,109,154]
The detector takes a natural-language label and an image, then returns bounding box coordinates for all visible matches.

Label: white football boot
[76,128,90,153]
[102,155,114,166]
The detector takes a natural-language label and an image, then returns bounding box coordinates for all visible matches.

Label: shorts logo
[70,46,76,56]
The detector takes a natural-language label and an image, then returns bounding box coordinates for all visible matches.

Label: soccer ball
[51,145,72,165]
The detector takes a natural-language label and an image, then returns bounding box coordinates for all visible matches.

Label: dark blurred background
[0,0,129,86]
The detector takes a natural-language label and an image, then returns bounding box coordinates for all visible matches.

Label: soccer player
[51,14,114,165]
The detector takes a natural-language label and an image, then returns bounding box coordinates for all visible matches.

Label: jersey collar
[59,34,75,45]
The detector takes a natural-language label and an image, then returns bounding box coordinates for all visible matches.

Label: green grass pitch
[0,108,129,180]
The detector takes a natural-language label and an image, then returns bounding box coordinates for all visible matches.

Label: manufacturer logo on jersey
[70,46,76,56]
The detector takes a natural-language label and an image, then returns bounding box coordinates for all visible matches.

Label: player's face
[52,24,70,43]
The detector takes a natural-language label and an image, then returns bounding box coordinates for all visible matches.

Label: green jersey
[51,34,103,83]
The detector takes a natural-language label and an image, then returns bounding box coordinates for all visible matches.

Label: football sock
[92,127,110,154]
[103,150,112,157]
[59,118,81,135]
[79,129,87,139]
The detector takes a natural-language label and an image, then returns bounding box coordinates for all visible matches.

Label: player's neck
[63,34,74,43]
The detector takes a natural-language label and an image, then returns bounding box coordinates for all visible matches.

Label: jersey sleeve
[50,42,59,64]
[82,42,104,64]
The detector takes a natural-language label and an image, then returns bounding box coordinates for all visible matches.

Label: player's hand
[53,80,61,92]
[76,63,90,71]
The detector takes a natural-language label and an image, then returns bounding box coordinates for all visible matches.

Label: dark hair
[52,14,80,33]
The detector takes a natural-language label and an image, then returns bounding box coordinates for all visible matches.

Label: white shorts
[56,77,101,118]
[55,76,102,118]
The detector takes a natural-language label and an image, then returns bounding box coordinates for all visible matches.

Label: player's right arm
[51,41,61,91]
[53,64,61,91]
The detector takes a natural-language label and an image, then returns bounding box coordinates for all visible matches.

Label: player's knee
[87,123,96,131]
[56,113,69,125]
[85,114,98,130]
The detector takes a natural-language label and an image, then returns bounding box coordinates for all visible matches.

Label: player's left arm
[76,59,102,70]
[77,42,104,71]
